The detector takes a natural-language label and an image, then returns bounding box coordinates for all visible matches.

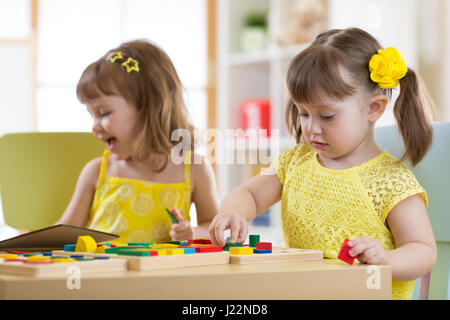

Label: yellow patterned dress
[274,143,427,300]
[87,150,191,244]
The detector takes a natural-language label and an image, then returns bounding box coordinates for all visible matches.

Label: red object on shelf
[240,99,271,137]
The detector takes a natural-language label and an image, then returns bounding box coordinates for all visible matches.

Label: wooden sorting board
[52,250,231,271]
[230,247,323,265]
[0,257,128,277]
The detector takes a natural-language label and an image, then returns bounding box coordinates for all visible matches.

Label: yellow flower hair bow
[368,47,408,89]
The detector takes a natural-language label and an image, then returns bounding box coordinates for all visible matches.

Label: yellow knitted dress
[87,150,191,244]
[274,144,427,300]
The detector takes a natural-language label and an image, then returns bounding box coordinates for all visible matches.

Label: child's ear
[367,94,388,122]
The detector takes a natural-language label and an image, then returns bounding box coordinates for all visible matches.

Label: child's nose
[306,118,322,135]
[92,120,104,138]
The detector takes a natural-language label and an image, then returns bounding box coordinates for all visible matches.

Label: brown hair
[76,39,195,170]
[285,27,434,166]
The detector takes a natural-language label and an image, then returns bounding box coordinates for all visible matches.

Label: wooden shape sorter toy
[54,235,323,269]
[0,234,324,276]
[52,237,231,271]
[0,253,127,277]
[229,247,323,265]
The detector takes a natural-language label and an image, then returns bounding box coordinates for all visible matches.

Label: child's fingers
[237,220,248,243]
[171,220,189,232]
[170,229,191,241]
[208,218,220,245]
[169,208,184,222]
[229,217,242,243]
[348,238,371,257]
[356,247,377,263]
[213,217,229,247]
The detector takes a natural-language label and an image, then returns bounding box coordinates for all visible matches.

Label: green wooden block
[223,242,243,251]
[105,246,138,254]
[127,242,155,246]
[249,234,260,248]
[74,257,96,261]
[165,208,178,224]
[167,240,188,246]
[22,252,43,257]
[117,250,150,257]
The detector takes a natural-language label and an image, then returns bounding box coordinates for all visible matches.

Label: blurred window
[37,0,207,132]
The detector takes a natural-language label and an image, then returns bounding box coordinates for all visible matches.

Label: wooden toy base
[0,257,127,277]
[230,247,323,264]
[52,250,231,271]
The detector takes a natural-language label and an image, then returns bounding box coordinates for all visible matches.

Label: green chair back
[375,122,450,300]
[0,132,104,231]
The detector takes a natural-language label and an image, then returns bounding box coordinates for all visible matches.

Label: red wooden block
[195,246,222,253]
[190,238,213,245]
[149,250,158,256]
[4,259,28,262]
[7,250,41,254]
[23,261,54,264]
[338,238,355,265]
[256,242,272,250]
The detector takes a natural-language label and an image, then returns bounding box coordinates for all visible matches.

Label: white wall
[328,0,419,126]
[0,44,34,136]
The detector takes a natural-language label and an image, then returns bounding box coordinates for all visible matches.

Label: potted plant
[240,11,268,52]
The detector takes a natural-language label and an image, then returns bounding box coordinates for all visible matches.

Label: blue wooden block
[94,256,110,260]
[182,248,196,254]
[254,249,272,254]
[70,255,84,258]
[64,244,76,252]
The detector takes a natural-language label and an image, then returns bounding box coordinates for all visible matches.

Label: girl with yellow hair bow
[209,27,437,301]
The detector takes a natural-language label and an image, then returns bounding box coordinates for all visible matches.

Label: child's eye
[321,115,335,120]
[100,112,111,117]
[299,113,309,118]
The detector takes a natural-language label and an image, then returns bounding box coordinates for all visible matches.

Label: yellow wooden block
[112,243,128,247]
[96,246,106,253]
[0,254,18,259]
[229,247,254,255]
[156,249,168,256]
[166,249,184,255]
[149,244,178,249]
[52,258,76,263]
[75,235,97,253]
[27,256,51,262]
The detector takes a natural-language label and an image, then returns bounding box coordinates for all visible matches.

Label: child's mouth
[311,140,328,149]
[106,137,117,151]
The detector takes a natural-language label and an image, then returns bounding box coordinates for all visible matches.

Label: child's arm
[348,194,437,281]
[209,166,283,247]
[169,156,220,240]
[55,158,101,227]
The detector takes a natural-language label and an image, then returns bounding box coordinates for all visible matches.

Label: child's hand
[347,237,387,265]
[209,211,248,247]
[168,209,194,240]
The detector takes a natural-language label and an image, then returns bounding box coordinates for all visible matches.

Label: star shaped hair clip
[122,57,140,73]
[106,51,123,63]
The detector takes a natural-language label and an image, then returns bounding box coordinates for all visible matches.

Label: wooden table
[0,259,391,299]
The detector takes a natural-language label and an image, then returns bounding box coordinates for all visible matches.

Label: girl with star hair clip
[57,40,220,244]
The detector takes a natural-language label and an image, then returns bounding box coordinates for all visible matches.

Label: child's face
[86,94,141,160]
[296,90,372,161]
